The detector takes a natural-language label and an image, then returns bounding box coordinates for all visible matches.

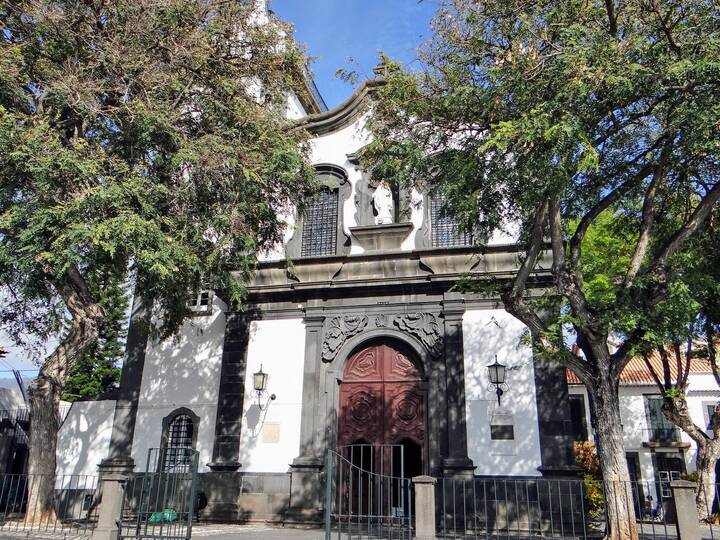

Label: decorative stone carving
[392,313,443,358]
[321,316,369,362]
[375,314,387,327]
[373,181,394,225]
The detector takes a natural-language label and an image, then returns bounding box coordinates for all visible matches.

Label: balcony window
[645,397,680,443]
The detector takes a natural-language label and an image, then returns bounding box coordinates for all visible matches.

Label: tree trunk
[589,368,639,540]
[23,268,104,526]
[661,395,720,521]
[26,377,61,525]
[695,441,720,521]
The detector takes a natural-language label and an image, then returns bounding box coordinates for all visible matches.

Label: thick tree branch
[651,181,720,273]
[501,199,596,384]
[659,348,672,388]
[548,198,565,275]
[569,162,655,268]
[604,0,618,36]
[680,338,692,389]
[623,141,671,288]
[508,200,549,302]
[642,353,666,391]
[39,267,104,387]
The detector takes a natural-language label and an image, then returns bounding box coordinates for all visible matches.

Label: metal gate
[324,444,413,539]
[118,448,199,540]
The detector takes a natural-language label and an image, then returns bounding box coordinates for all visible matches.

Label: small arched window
[168,414,194,448]
[161,409,199,472]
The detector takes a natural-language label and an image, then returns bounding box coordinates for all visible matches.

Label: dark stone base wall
[196,472,295,524]
[195,471,582,525]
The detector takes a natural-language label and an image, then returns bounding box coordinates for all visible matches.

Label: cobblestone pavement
[191,524,325,539]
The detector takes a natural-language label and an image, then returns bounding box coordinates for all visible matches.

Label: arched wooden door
[337,341,426,471]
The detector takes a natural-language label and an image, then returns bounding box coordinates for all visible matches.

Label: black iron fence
[324,448,414,540]
[0,473,98,537]
[437,476,588,539]
[117,448,199,540]
[434,478,720,540]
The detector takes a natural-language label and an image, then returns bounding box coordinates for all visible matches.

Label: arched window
[301,187,339,256]
[161,408,199,472]
[168,414,194,448]
[295,164,349,257]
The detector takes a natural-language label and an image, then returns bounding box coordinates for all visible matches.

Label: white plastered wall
[259,104,522,260]
[131,295,226,472]
[56,400,116,478]
[463,309,543,475]
[238,318,305,472]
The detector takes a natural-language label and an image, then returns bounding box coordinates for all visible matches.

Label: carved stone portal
[321,312,442,363]
[321,316,369,362]
[391,313,443,359]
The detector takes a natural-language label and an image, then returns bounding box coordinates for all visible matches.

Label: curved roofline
[295,78,386,136]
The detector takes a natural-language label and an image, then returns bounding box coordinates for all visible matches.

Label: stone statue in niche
[373,181,395,225]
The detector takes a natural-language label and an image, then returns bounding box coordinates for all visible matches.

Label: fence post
[413,475,437,540]
[92,458,133,540]
[670,480,701,540]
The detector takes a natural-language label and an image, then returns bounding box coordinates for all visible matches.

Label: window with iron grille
[430,194,472,248]
[301,189,338,257]
[164,414,194,472]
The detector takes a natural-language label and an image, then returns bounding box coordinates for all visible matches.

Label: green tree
[576,207,720,517]
[364,1,720,538]
[0,0,316,520]
[62,276,127,402]
[631,210,720,519]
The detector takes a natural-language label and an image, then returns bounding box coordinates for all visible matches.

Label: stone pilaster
[208,312,250,472]
[533,348,579,476]
[106,293,150,467]
[440,296,475,477]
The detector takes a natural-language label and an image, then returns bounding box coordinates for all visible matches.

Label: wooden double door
[337,341,426,476]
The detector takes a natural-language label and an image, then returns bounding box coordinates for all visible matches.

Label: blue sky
[271,0,438,108]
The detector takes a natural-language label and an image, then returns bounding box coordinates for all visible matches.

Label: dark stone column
[533,351,579,476]
[288,312,325,521]
[441,296,475,477]
[208,312,250,472]
[106,294,151,467]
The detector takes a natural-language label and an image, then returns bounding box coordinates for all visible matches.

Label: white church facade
[51,68,580,522]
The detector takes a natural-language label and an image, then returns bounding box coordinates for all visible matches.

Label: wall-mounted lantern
[487,356,508,406]
[253,365,276,410]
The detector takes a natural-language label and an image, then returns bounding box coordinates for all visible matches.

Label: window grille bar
[430,194,471,248]
[301,190,338,257]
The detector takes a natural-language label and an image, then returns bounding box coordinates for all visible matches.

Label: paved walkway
[192,524,325,539]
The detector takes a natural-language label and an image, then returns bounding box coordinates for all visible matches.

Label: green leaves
[0,0,316,346]
[365,0,720,366]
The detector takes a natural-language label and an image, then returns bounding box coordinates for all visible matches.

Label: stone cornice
[294,79,386,136]
[245,244,552,299]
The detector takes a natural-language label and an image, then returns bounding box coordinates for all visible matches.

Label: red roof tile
[566,349,715,385]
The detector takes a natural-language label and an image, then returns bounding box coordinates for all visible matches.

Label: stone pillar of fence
[92,458,133,540]
[413,475,437,540]
[670,480,701,540]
